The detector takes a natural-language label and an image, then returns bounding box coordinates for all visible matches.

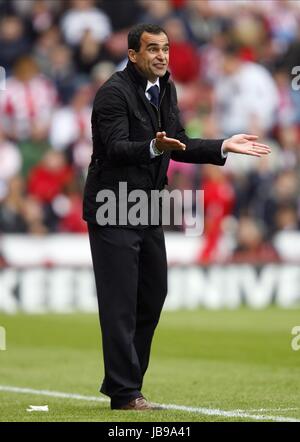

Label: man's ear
[128,49,137,63]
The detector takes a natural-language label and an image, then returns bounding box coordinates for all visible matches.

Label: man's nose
[156,50,166,60]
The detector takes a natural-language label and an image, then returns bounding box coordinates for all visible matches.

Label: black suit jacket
[83,60,226,225]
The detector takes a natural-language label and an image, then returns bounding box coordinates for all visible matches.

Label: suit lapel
[137,87,159,132]
[153,84,172,187]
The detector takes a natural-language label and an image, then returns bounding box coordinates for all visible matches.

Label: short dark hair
[128,23,168,52]
[223,42,242,57]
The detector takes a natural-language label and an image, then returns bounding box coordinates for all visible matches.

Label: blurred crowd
[0,0,300,263]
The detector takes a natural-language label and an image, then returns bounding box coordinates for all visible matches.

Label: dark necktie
[147,84,160,108]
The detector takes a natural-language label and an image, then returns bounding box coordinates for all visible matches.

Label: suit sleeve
[94,86,152,165]
[169,84,226,165]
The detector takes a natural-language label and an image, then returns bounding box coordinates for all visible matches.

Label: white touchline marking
[243,408,299,412]
[0,385,299,422]
[0,386,108,403]
[158,403,300,422]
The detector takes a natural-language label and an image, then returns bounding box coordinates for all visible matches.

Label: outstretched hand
[222,134,272,157]
[155,131,186,152]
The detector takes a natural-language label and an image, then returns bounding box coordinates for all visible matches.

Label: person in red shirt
[27,150,74,203]
[198,165,235,263]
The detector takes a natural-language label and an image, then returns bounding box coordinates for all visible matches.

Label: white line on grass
[243,408,299,412]
[0,385,299,422]
[158,403,300,422]
[0,386,108,403]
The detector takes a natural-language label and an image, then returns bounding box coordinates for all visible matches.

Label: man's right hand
[154,131,186,152]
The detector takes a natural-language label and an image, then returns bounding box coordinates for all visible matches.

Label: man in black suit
[83,24,271,410]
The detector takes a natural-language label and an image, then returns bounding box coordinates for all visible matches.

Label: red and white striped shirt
[0,75,58,140]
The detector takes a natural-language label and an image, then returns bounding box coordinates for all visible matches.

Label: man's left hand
[222,134,271,157]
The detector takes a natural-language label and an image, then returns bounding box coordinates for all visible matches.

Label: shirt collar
[146,78,160,92]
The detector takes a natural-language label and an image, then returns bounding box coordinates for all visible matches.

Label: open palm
[223,134,271,157]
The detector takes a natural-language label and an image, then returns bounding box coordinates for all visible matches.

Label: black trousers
[88,223,168,408]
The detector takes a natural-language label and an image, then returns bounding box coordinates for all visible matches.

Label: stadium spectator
[0,126,22,199]
[0,175,27,233]
[57,180,87,233]
[49,82,92,173]
[163,17,200,83]
[214,43,279,137]
[264,0,299,50]
[90,61,116,92]
[180,0,228,46]
[0,14,31,75]
[60,0,112,47]
[47,43,78,104]
[272,67,298,127]
[102,29,131,65]
[138,0,173,25]
[49,81,92,150]
[27,150,74,204]
[0,55,57,141]
[198,165,235,263]
[21,194,48,235]
[263,169,300,234]
[277,124,300,170]
[73,29,105,75]
[229,216,280,263]
[274,203,300,233]
[32,25,63,76]
[26,0,58,35]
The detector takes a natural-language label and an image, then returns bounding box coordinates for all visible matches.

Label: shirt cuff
[150,139,163,158]
[221,141,228,159]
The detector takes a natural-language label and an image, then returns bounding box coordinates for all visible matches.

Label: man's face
[128,32,169,82]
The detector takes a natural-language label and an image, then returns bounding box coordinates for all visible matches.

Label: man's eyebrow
[146,43,169,48]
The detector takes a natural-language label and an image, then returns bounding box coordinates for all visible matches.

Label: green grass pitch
[0,308,300,422]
